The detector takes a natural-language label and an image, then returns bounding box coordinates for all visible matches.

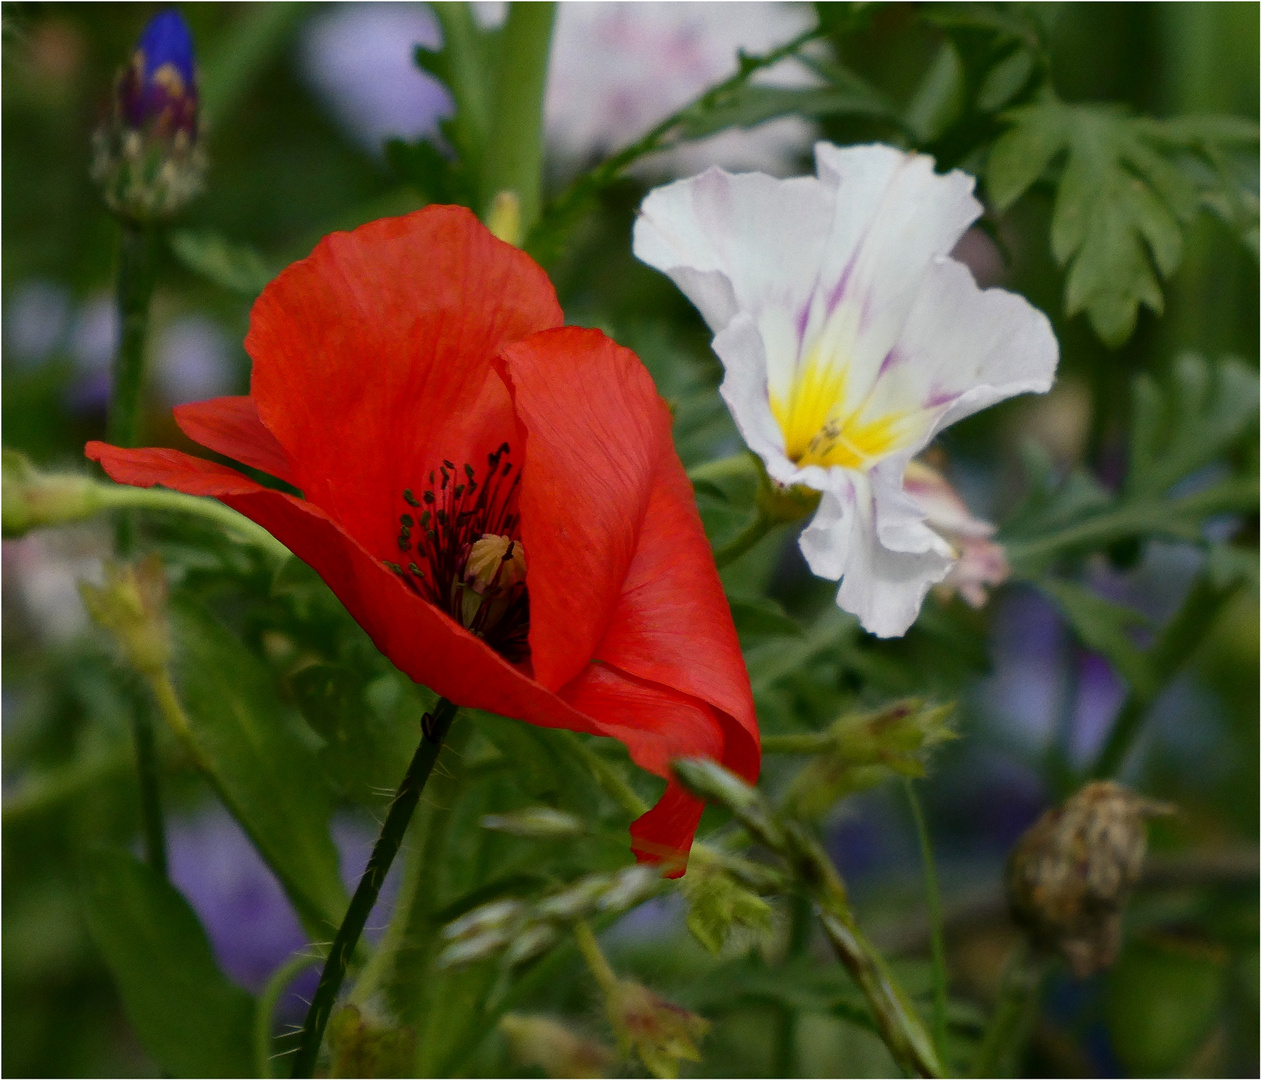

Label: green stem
[1089,572,1241,779]
[481,1,556,235]
[687,453,759,486]
[774,894,813,1077]
[107,221,160,450]
[290,699,460,1078]
[257,952,319,1079]
[968,943,1042,1079]
[904,778,948,1063]
[760,732,836,754]
[526,24,824,258]
[130,705,167,878]
[574,920,619,996]
[713,510,776,569]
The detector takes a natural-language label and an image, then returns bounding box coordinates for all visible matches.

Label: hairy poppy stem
[107,221,160,451]
[290,698,460,1078]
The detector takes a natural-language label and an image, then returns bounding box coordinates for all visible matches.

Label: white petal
[633,167,833,340]
[711,313,796,483]
[802,144,983,402]
[865,256,1059,450]
[798,468,954,638]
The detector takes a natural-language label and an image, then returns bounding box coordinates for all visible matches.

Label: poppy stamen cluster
[386,441,529,662]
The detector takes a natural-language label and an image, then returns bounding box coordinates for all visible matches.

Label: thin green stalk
[1089,572,1242,779]
[257,952,319,1079]
[968,943,1042,1079]
[130,705,166,878]
[574,920,619,996]
[904,778,948,1063]
[687,453,759,486]
[290,698,459,1078]
[108,220,165,876]
[527,25,823,256]
[107,221,160,450]
[713,510,776,569]
[481,1,556,234]
[761,731,836,754]
[774,894,813,1077]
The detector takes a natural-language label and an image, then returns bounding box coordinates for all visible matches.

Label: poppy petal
[497,326,668,692]
[85,442,606,736]
[593,442,759,785]
[559,660,722,865]
[172,396,295,484]
[245,205,562,554]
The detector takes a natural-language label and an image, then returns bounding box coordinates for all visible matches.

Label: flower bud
[499,1014,614,1079]
[91,9,205,222]
[606,980,710,1079]
[442,898,527,942]
[79,555,171,677]
[1007,781,1174,977]
[596,864,665,914]
[535,875,610,922]
[480,806,586,838]
[503,922,563,968]
[671,757,787,852]
[2,450,104,538]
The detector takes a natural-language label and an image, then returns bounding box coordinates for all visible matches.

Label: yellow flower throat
[770,350,906,469]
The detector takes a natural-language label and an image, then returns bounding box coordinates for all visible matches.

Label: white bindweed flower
[634,142,1058,637]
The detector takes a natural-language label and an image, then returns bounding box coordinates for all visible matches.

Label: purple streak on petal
[825,258,854,318]
[923,387,960,410]
[794,298,812,352]
[877,345,904,378]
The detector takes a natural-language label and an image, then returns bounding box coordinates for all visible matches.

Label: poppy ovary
[386,442,530,663]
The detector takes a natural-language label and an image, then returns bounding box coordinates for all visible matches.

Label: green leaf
[1036,579,1154,695]
[168,229,275,296]
[680,78,896,142]
[169,597,349,938]
[1001,357,1259,574]
[1126,354,1260,502]
[986,101,1251,345]
[976,46,1036,113]
[728,596,805,645]
[80,849,255,1078]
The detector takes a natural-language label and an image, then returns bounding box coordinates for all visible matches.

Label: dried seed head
[1006,781,1174,977]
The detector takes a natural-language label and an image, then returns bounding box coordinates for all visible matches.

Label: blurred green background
[3,3,1257,1076]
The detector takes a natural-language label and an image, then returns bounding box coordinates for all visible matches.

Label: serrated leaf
[1126,354,1260,501]
[987,101,1245,346]
[80,849,255,1078]
[169,597,349,939]
[168,229,275,296]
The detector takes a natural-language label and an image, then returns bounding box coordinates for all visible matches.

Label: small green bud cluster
[498,1013,614,1079]
[782,699,956,819]
[2,451,105,538]
[79,554,171,679]
[438,863,665,970]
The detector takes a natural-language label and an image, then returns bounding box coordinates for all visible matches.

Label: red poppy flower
[86,206,758,868]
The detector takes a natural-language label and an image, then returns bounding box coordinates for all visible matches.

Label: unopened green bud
[442,898,527,942]
[327,1004,415,1079]
[536,875,610,922]
[79,554,170,677]
[597,864,664,914]
[504,922,563,968]
[499,1014,614,1079]
[481,806,586,838]
[785,700,955,819]
[2,451,104,537]
[1007,781,1174,977]
[436,927,515,969]
[671,757,787,852]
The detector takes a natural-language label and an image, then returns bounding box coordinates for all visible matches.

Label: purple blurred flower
[4,280,71,369]
[300,3,452,154]
[153,313,235,405]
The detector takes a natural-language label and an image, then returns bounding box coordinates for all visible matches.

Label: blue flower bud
[119,9,198,139]
[91,7,205,222]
